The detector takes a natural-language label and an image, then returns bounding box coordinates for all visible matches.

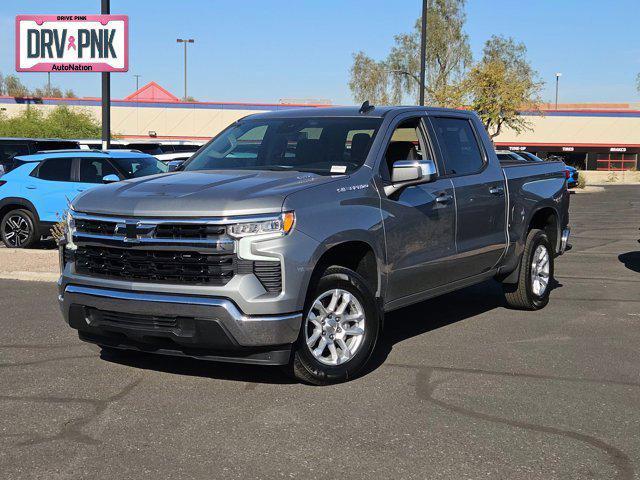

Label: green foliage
[465,35,543,138]
[4,75,30,97]
[0,105,101,139]
[349,0,471,106]
[349,52,400,105]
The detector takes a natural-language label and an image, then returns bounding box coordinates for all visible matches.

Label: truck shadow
[362,280,509,377]
[100,348,297,385]
[101,279,561,385]
[618,252,640,273]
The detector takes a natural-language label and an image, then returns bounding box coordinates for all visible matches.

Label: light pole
[419,0,428,106]
[101,0,110,149]
[134,74,141,91]
[176,38,195,101]
[555,72,562,110]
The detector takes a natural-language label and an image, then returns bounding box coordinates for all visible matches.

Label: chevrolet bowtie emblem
[115,221,156,242]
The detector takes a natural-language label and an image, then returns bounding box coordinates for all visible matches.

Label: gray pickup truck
[58,105,570,384]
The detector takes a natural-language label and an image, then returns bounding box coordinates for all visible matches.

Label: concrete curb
[0,271,59,282]
[572,186,605,194]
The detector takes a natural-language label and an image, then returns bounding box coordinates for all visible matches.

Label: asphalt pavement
[1,185,639,479]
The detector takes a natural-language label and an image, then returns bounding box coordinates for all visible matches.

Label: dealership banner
[15,15,128,72]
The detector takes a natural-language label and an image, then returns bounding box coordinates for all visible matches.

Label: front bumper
[59,284,302,365]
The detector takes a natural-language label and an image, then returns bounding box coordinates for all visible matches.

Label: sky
[1,0,639,105]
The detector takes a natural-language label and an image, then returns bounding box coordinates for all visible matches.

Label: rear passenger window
[35,158,73,182]
[79,158,120,183]
[431,117,484,176]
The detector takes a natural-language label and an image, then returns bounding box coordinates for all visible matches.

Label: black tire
[290,266,381,385]
[503,228,554,310]
[0,208,38,248]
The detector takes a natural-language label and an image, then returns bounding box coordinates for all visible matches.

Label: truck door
[379,115,457,302]
[429,115,507,279]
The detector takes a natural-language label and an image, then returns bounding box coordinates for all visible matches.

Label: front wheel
[503,228,554,310]
[291,266,381,385]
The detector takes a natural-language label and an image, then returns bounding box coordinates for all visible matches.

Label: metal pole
[47,72,51,94]
[134,74,141,91]
[418,0,427,106]
[555,76,559,110]
[101,0,110,149]
[184,41,187,100]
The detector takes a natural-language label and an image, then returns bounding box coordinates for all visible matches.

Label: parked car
[77,139,203,163]
[59,106,570,385]
[498,150,579,188]
[495,150,528,162]
[0,150,168,248]
[0,138,80,175]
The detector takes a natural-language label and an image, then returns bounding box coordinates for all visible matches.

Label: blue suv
[0,150,168,248]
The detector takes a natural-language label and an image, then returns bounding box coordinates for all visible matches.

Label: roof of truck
[246,105,472,119]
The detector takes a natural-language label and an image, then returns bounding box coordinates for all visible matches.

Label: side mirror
[167,160,184,172]
[102,174,120,184]
[385,159,436,196]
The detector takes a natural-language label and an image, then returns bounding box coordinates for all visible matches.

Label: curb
[0,271,59,282]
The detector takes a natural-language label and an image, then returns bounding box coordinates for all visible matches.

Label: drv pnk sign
[15,15,128,72]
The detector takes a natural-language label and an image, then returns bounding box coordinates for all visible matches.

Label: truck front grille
[75,246,235,285]
[87,308,180,330]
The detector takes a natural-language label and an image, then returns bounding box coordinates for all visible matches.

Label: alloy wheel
[305,289,366,366]
[530,244,550,296]
[3,214,31,248]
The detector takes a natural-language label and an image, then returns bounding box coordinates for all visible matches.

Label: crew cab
[58,106,570,384]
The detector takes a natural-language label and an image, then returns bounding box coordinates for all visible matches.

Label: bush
[576,172,586,189]
[0,105,101,139]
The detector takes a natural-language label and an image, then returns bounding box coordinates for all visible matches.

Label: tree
[4,75,30,97]
[348,0,471,106]
[33,86,64,98]
[0,105,101,138]
[465,35,543,138]
[636,73,640,93]
[348,52,400,105]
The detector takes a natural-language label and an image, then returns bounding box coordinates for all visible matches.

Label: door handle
[77,188,87,192]
[489,186,504,195]
[435,193,453,204]
[25,185,36,190]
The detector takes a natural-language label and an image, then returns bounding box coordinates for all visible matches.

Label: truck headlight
[228,212,295,238]
[66,211,77,251]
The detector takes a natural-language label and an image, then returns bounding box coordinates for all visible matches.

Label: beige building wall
[495,114,640,146]
[3,99,640,147]
[0,101,271,139]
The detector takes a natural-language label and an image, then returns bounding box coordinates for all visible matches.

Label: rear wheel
[503,228,554,310]
[291,266,380,385]
[1,209,38,248]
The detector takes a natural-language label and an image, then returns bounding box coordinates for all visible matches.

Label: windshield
[112,157,169,178]
[183,117,382,175]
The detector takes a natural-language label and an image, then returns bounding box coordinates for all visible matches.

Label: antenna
[359,101,375,114]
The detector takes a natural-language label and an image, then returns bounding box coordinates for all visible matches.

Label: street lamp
[134,74,141,92]
[555,72,562,110]
[176,38,195,101]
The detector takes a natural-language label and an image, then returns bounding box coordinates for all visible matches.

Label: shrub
[0,105,102,139]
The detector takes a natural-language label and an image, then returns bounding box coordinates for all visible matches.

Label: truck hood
[72,170,341,217]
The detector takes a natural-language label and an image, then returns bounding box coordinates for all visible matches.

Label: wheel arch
[307,240,381,302]
[499,205,560,284]
[0,197,41,225]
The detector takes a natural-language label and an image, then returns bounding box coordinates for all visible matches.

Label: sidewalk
[0,246,59,282]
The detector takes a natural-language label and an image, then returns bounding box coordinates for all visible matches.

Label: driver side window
[381,117,429,181]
